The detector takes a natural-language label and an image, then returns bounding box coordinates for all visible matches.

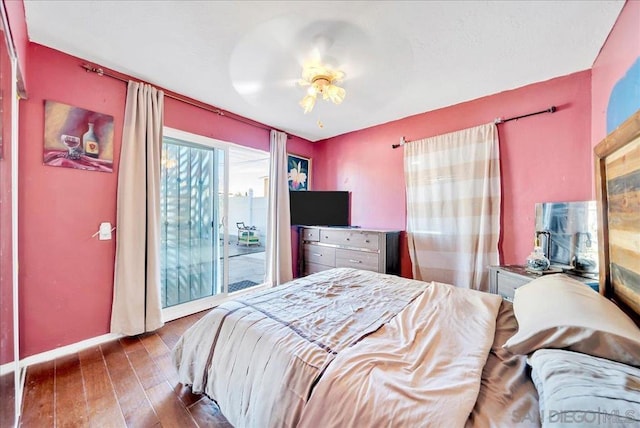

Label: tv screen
[289,191,350,226]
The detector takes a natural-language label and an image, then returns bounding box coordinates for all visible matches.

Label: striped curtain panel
[404,123,501,291]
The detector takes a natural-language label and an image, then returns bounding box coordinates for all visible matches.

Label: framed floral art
[287,153,310,191]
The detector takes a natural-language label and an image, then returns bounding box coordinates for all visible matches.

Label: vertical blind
[160,137,222,308]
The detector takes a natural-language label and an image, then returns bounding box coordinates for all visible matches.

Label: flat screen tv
[289,191,350,226]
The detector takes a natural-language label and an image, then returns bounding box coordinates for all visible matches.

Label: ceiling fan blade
[234,77,300,96]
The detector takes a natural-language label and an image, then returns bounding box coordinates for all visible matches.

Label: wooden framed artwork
[287,153,310,191]
[594,108,640,315]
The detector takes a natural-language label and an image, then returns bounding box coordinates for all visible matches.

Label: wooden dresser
[299,227,400,277]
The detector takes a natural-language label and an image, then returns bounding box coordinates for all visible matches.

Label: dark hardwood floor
[1,371,16,427]
[18,311,233,427]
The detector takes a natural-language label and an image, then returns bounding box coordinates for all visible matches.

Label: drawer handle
[365,240,370,243]
[312,253,322,257]
[349,259,362,264]
[346,238,350,241]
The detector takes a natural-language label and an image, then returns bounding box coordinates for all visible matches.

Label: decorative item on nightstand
[525,239,551,273]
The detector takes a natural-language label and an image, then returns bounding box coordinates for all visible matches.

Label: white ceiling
[23,1,625,142]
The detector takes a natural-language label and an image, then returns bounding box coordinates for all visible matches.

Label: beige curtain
[404,123,500,291]
[111,81,164,335]
[265,130,293,286]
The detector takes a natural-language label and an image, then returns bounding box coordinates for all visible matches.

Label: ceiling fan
[298,62,346,114]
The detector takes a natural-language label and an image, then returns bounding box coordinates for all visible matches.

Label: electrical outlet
[99,222,112,240]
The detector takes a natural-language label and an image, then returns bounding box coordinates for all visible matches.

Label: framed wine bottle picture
[43,100,115,172]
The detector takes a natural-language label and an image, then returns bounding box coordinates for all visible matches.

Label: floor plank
[140,332,181,393]
[145,381,198,428]
[126,348,166,392]
[78,346,126,428]
[151,351,180,389]
[118,336,145,355]
[139,333,171,359]
[17,311,231,428]
[20,360,55,427]
[155,328,183,350]
[55,354,89,428]
[101,341,159,427]
[1,371,16,427]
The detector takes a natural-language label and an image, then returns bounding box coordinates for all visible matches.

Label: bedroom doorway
[159,128,268,320]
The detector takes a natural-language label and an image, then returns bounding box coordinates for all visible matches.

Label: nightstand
[488,265,599,302]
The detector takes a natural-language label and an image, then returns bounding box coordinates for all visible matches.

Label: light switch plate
[99,222,112,240]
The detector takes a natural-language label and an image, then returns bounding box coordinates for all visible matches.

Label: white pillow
[503,274,640,366]
[528,349,640,427]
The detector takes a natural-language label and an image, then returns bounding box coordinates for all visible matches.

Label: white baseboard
[19,332,124,369]
[11,285,270,371]
[0,361,16,376]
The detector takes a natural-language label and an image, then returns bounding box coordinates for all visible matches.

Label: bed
[173,109,640,427]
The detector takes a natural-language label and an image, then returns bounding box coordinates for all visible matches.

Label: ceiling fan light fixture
[298,64,345,113]
[324,84,345,104]
[300,94,316,114]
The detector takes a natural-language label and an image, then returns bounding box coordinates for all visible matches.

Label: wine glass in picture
[61,134,82,159]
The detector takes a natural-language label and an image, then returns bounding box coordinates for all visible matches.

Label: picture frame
[287,153,311,191]
[594,108,640,315]
[43,100,115,173]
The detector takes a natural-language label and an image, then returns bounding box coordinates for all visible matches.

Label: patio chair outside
[236,222,260,246]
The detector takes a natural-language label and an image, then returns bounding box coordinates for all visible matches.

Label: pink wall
[19,44,125,359]
[4,0,29,92]
[18,43,314,358]
[314,71,593,277]
[591,0,640,146]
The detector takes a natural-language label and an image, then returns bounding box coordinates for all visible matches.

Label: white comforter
[173,268,502,427]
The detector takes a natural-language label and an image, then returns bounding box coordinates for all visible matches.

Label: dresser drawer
[304,262,334,276]
[301,228,320,242]
[335,248,379,272]
[320,229,380,250]
[497,271,531,301]
[303,244,335,267]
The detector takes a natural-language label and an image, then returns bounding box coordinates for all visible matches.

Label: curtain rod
[392,105,557,149]
[81,63,283,134]
[494,105,557,124]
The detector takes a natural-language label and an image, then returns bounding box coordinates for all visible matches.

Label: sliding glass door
[160,129,228,315]
[161,135,224,307]
[160,128,269,318]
